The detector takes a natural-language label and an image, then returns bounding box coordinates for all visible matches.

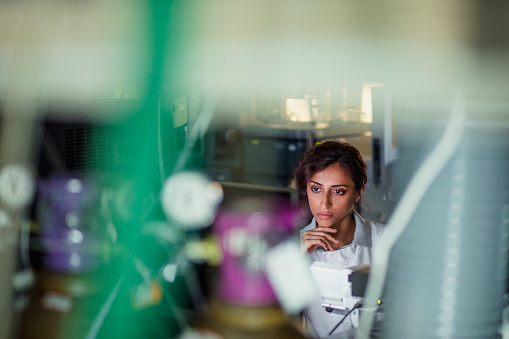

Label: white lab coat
[300,210,385,338]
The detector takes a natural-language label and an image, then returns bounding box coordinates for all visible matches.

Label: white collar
[351,210,372,247]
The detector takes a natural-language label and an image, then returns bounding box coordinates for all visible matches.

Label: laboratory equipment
[308,262,373,336]
[311,262,363,318]
[377,101,509,338]
[242,126,312,187]
[191,186,308,338]
[161,171,223,230]
[37,176,105,272]
[0,164,35,209]
[213,197,299,305]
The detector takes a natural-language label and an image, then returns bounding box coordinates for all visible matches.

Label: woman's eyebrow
[309,181,348,187]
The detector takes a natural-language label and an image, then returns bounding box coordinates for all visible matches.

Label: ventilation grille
[64,126,119,172]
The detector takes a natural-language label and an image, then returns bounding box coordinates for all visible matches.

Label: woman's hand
[300,227,339,255]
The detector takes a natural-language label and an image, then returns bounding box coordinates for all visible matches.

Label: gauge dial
[161,171,223,230]
[0,164,35,209]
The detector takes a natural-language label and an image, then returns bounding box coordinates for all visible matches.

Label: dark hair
[294,140,367,198]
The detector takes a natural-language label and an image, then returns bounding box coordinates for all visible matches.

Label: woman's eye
[311,187,320,192]
[334,190,344,195]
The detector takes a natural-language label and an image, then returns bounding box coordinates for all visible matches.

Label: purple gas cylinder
[213,197,305,306]
[37,176,103,273]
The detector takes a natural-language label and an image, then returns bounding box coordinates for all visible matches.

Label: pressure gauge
[161,171,223,230]
[0,208,12,230]
[0,164,35,209]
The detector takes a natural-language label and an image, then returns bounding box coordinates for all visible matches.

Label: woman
[294,141,385,337]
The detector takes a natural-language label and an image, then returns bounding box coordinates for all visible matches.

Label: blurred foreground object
[375,100,509,338]
[37,176,105,273]
[162,171,223,230]
[191,194,309,338]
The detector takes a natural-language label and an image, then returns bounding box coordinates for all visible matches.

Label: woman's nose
[320,193,331,207]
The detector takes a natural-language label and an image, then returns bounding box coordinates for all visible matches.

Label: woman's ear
[355,185,366,203]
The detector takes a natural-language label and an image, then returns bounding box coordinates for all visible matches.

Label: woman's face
[306,164,363,229]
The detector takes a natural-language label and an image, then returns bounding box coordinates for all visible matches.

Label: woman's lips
[317,213,333,219]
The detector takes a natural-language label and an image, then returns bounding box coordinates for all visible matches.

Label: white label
[41,292,73,313]
[265,238,320,314]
